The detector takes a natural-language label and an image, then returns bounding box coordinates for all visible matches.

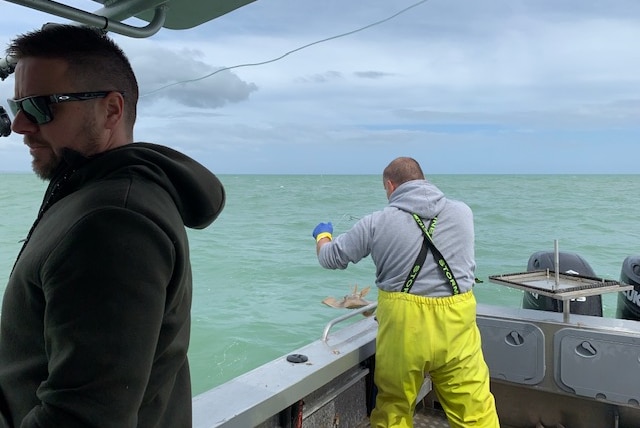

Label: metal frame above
[4,0,169,38]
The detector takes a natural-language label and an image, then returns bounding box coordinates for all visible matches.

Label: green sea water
[1,173,639,395]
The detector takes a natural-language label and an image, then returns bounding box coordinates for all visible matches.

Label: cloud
[354,71,393,79]
[0,0,639,174]
[295,71,343,84]
[120,41,258,108]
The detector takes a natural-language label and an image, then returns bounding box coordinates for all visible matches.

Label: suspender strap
[401,214,460,295]
[401,240,429,293]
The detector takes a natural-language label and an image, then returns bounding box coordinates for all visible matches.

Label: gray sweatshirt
[318,179,475,297]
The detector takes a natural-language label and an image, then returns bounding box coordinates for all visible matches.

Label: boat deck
[413,408,451,428]
[357,406,520,428]
[355,407,450,428]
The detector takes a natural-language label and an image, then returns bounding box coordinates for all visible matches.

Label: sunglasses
[6,91,122,125]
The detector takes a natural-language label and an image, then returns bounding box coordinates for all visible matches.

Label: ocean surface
[0,173,639,396]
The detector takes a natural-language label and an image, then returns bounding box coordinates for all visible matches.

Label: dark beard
[32,116,100,181]
[32,151,62,181]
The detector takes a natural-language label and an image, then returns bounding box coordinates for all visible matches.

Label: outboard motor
[522,251,603,316]
[615,255,640,320]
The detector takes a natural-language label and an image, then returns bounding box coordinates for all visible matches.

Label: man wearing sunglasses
[0,25,226,427]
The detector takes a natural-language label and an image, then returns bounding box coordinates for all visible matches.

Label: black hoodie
[0,142,225,428]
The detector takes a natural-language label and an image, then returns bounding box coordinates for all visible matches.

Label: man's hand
[312,222,333,242]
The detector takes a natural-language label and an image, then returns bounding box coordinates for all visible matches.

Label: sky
[0,0,639,174]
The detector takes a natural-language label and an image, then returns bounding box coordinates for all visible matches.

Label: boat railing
[193,311,378,427]
[321,302,377,342]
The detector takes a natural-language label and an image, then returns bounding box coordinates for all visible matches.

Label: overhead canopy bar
[5,0,259,33]
[4,0,168,38]
[0,0,257,80]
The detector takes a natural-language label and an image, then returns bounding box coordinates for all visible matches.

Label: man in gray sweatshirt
[312,157,499,428]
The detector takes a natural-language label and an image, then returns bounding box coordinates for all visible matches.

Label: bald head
[383,157,425,186]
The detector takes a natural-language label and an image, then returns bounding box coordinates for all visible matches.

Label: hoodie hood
[387,179,445,219]
[49,142,225,229]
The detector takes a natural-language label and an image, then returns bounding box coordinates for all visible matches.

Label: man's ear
[384,179,397,198]
[387,180,397,193]
[103,91,124,129]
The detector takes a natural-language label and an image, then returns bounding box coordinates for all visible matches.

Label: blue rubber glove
[312,222,333,242]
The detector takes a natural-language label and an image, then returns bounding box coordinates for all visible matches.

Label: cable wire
[142,0,429,97]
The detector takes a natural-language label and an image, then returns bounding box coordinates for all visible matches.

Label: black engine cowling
[522,251,602,316]
[615,255,640,320]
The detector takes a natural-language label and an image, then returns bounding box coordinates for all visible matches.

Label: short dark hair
[383,157,425,185]
[8,24,138,131]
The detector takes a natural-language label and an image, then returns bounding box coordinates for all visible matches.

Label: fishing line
[332,214,361,230]
[142,0,429,97]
